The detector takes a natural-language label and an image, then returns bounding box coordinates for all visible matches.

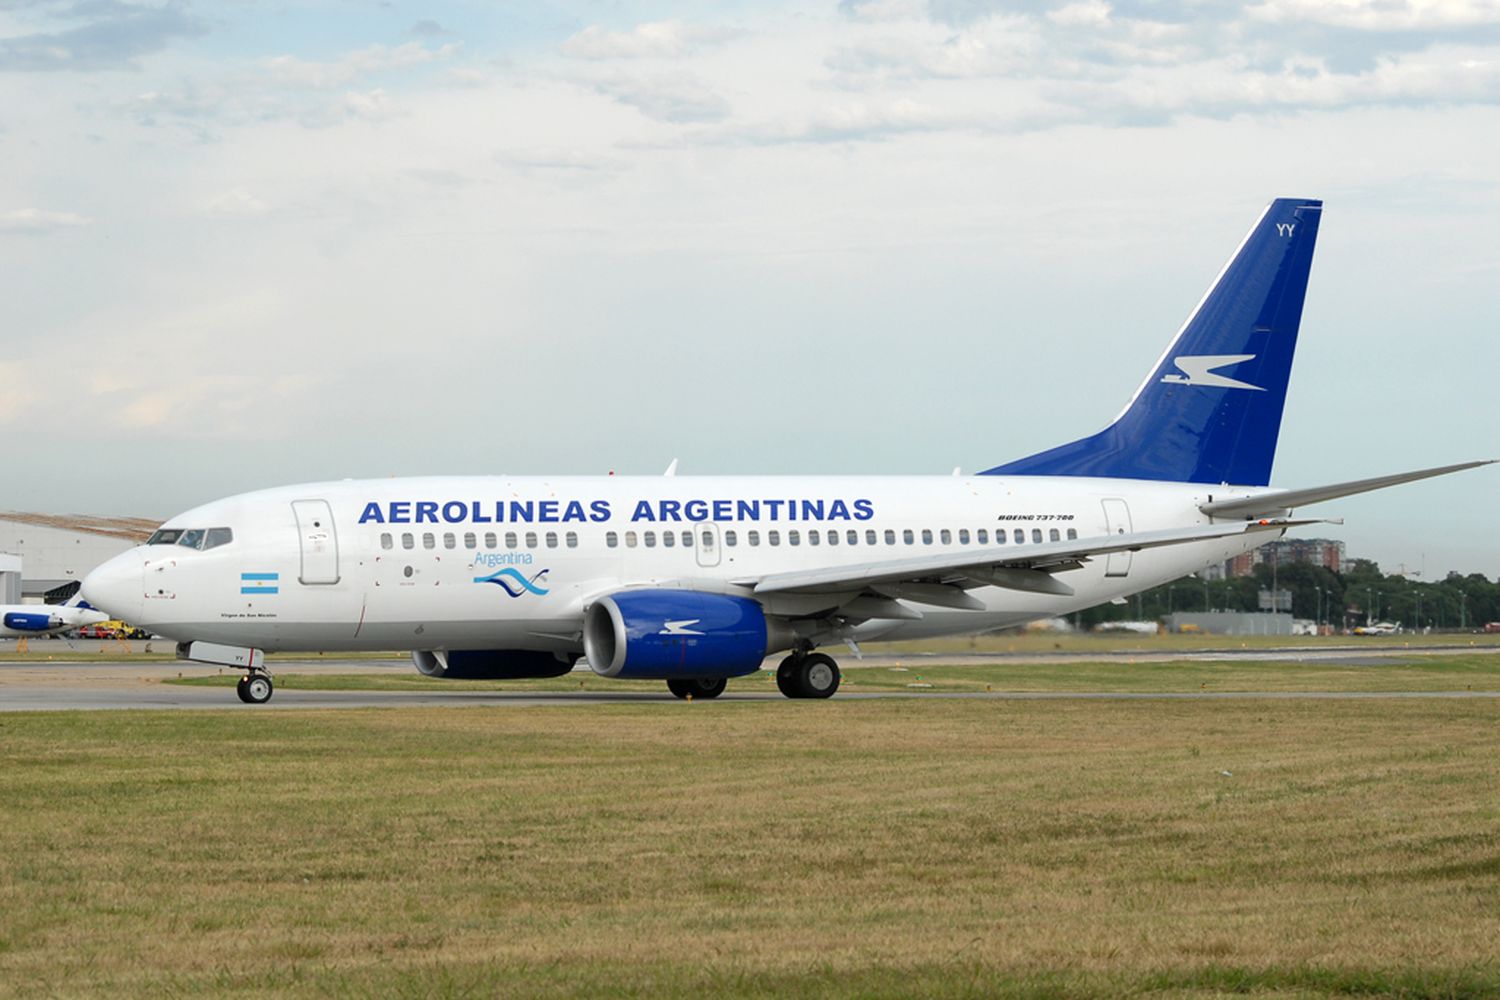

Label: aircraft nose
[82,549,146,625]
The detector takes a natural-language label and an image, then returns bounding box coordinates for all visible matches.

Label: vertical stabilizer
[982,198,1322,487]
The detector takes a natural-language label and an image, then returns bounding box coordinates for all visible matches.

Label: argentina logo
[472,567,551,598]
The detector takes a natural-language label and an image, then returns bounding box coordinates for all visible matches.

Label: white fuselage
[82,474,1270,653]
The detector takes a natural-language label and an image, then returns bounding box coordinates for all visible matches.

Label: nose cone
[82,549,146,625]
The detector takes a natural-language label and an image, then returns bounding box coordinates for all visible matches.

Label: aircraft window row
[145,527,234,550]
[380,530,583,551]
[592,525,1079,549]
[381,525,1080,552]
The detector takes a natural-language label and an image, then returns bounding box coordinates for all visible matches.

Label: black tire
[776,655,803,698]
[235,678,252,703]
[242,674,273,704]
[798,653,840,699]
[666,677,727,699]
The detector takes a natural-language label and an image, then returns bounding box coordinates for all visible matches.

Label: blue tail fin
[981,198,1323,487]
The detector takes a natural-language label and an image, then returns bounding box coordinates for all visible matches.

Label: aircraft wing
[738,518,1325,600]
[1197,460,1494,520]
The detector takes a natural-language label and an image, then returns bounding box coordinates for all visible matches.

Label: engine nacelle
[3,612,58,632]
[412,649,578,680]
[583,590,776,679]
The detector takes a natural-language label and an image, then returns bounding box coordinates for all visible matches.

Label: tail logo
[473,567,550,597]
[1160,354,1264,391]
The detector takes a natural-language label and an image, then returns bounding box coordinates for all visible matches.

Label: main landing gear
[235,670,274,704]
[776,651,840,699]
[666,677,728,700]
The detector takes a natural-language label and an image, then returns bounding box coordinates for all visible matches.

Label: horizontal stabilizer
[1199,460,1495,519]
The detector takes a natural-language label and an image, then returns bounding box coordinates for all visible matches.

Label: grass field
[4,693,1500,997]
[163,652,1500,695]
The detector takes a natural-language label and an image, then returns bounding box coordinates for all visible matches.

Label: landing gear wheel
[776,655,803,698]
[237,673,273,704]
[666,677,728,699]
[777,652,840,698]
[798,653,840,699]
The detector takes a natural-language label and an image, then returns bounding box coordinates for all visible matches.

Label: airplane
[80,198,1492,704]
[1,602,109,638]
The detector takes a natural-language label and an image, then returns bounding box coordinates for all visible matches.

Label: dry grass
[2,699,1500,997]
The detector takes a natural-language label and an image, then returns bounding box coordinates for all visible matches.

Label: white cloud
[201,188,269,218]
[561,20,741,60]
[0,208,90,233]
[1249,0,1500,30]
[264,42,460,90]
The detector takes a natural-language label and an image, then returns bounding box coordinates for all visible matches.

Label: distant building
[0,512,158,601]
[1219,537,1346,578]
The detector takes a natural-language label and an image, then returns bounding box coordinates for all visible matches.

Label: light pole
[1315,587,1324,630]
[1460,590,1467,631]
[1203,578,1210,612]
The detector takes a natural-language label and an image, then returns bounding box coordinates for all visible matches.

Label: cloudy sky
[1,0,1496,577]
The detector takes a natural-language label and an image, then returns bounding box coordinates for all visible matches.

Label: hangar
[0,512,158,603]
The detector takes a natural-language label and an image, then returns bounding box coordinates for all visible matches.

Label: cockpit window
[147,527,233,549]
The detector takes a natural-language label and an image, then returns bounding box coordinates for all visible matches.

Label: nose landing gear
[235,670,274,704]
[776,651,840,699]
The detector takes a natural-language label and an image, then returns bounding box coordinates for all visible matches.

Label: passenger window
[505,532,518,549]
[566,531,577,549]
[1049,528,1060,542]
[958,529,969,544]
[865,530,877,545]
[606,531,619,548]
[701,530,715,550]
[380,533,394,550]
[463,532,476,549]
[1067,528,1077,540]
[902,529,914,545]
[978,529,989,544]
[663,530,676,548]
[921,529,933,545]
[402,533,415,550]
[682,531,692,548]
[940,529,952,545]
[525,532,538,549]
[788,530,800,546]
[177,529,206,550]
[1031,529,1043,544]
[885,529,896,545]
[545,531,558,548]
[768,530,780,546]
[644,531,657,548]
[1014,529,1024,544]
[808,531,820,546]
[827,530,838,545]
[485,532,498,548]
[725,530,737,547]
[443,532,457,549]
[625,531,638,548]
[748,530,761,547]
[204,527,233,550]
[422,533,435,549]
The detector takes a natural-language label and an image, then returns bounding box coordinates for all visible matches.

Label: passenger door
[1101,498,1132,578]
[291,500,340,585]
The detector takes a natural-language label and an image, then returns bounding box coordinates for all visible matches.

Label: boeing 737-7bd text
[81,198,1492,703]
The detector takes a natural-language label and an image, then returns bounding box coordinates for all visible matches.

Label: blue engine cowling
[4,612,58,632]
[412,649,578,679]
[584,590,770,679]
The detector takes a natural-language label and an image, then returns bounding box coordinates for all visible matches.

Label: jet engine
[3,612,59,632]
[583,589,789,679]
[411,649,577,680]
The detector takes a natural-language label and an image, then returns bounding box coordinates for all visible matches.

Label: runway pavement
[4,644,1500,711]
